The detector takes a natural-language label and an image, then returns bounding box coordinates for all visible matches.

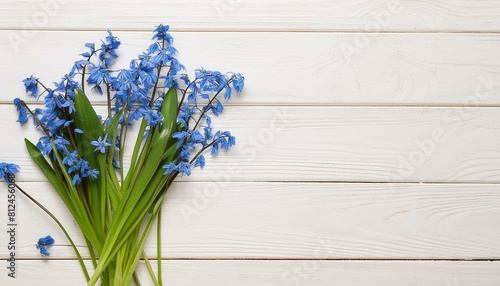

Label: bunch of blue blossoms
[9,24,244,286]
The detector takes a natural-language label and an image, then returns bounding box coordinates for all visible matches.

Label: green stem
[157,207,163,286]
[143,251,159,286]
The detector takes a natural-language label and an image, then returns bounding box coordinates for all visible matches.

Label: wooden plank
[2,260,499,285]
[1,105,500,183]
[1,182,498,259]
[1,1,500,32]
[2,31,500,105]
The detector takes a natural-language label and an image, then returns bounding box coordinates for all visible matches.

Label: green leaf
[25,139,60,188]
[71,89,104,168]
[154,87,178,146]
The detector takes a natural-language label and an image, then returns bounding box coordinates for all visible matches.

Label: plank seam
[8,258,500,262]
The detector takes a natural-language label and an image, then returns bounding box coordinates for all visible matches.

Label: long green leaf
[71,89,104,168]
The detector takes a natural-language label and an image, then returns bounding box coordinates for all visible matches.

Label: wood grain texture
[1,1,500,32]
[2,260,499,285]
[2,31,500,105]
[1,182,498,260]
[2,105,500,183]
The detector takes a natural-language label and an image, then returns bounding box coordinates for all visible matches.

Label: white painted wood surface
[8,260,500,286]
[3,31,500,105]
[2,0,500,32]
[0,1,499,285]
[1,182,499,260]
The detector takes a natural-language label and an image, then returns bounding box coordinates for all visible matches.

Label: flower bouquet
[2,24,244,285]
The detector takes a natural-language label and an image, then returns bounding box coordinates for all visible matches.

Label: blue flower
[105,29,121,50]
[210,101,224,116]
[190,130,204,143]
[0,162,20,182]
[176,162,191,176]
[203,125,213,145]
[71,174,82,186]
[62,151,79,167]
[16,108,28,122]
[211,143,219,155]
[162,161,191,176]
[97,30,121,66]
[137,106,162,126]
[220,131,236,149]
[90,134,112,154]
[178,104,197,126]
[194,155,206,169]
[162,162,176,175]
[152,24,173,44]
[16,106,29,124]
[81,42,95,58]
[36,136,53,156]
[85,168,100,180]
[232,73,245,93]
[172,131,191,149]
[179,145,191,160]
[88,63,109,91]
[22,76,39,97]
[68,159,91,175]
[223,87,232,100]
[54,95,71,109]
[53,135,71,154]
[36,235,55,257]
[151,46,177,65]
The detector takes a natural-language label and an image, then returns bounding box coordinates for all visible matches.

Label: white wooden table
[0,1,499,285]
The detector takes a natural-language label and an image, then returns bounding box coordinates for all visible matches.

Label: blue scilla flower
[105,29,121,50]
[81,42,96,58]
[151,46,177,66]
[211,142,219,155]
[85,168,99,180]
[176,162,191,176]
[162,161,191,177]
[22,76,39,97]
[232,73,245,93]
[137,106,162,126]
[67,159,99,185]
[90,134,112,154]
[179,146,191,160]
[0,162,20,182]
[194,155,206,169]
[62,150,79,167]
[36,235,55,257]
[71,174,82,185]
[162,162,176,175]
[13,98,29,124]
[190,130,204,144]
[221,131,236,148]
[97,30,121,66]
[152,24,173,44]
[88,63,110,94]
[36,136,53,156]
[53,135,71,154]
[16,106,29,124]
[210,101,224,116]
[172,131,191,149]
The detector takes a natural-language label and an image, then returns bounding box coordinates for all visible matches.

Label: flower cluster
[15,24,244,185]
[8,24,245,286]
